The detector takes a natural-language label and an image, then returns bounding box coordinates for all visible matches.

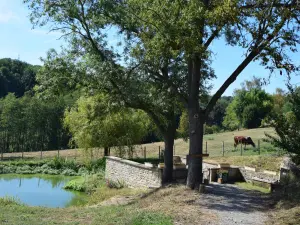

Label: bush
[204,125,214,134]
[64,177,86,192]
[61,169,77,176]
[106,179,126,189]
[48,156,64,169]
[64,174,105,193]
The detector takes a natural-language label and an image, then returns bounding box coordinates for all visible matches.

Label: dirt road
[196,183,272,225]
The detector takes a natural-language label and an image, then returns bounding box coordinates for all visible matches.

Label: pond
[0,174,87,208]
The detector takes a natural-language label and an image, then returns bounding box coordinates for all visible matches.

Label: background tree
[64,94,150,157]
[0,94,69,155]
[0,58,38,98]
[222,102,241,131]
[266,85,300,164]
[223,78,274,129]
[206,96,232,127]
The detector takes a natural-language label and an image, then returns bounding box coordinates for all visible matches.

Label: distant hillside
[0,58,40,98]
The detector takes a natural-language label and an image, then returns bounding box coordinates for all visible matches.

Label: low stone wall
[239,167,279,183]
[105,156,162,188]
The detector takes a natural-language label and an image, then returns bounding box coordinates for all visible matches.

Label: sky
[0,0,299,96]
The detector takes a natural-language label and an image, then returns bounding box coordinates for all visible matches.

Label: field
[0,127,278,161]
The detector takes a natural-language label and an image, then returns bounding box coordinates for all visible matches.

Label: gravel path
[196,183,272,225]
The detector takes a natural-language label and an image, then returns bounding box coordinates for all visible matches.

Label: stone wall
[105,156,162,188]
[239,167,279,183]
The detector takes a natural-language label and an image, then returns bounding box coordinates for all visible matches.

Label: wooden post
[1,148,3,161]
[40,149,43,160]
[22,151,24,159]
[258,140,260,155]
[173,145,175,155]
[159,146,161,161]
[205,141,208,154]
[240,143,243,156]
[144,147,146,160]
[222,141,225,157]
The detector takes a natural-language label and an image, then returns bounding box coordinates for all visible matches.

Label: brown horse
[234,136,256,149]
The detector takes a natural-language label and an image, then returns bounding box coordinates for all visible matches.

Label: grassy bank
[0,185,212,225]
[0,197,172,225]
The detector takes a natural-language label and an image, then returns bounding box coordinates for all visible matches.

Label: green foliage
[0,58,38,98]
[177,110,189,141]
[64,174,105,193]
[64,94,150,157]
[222,102,240,131]
[266,86,300,163]
[0,94,69,154]
[223,80,273,130]
[207,97,232,127]
[0,157,106,176]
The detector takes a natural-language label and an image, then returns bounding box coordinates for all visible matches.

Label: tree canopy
[64,94,150,157]
[223,78,274,129]
[0,58,39,98]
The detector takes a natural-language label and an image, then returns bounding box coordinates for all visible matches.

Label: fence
[0,138,279,162]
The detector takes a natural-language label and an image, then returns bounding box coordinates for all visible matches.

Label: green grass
[136,127,279,159]
[235,182,270,193]
[0,198,173,225]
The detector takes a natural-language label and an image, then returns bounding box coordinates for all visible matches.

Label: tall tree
[64,94,150,157]
[223,87,274,129]
[25,0,300,189]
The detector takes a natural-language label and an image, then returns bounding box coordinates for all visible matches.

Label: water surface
[0,174,87,208]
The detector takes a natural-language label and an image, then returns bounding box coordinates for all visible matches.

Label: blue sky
[0,1,299,96]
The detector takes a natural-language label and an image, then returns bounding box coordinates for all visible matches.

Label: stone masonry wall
[105,156,162,188]
[239,168,279,183]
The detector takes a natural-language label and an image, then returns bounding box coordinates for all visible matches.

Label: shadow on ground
[197,183,273,213]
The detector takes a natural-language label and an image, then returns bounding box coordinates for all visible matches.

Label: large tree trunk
[162,129,175,184]
[186,57,204,190]
[186,110,205,189]
[104,147,109,156]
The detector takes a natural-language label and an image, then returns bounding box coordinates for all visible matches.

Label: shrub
[3,166,16,174]
[63,158,78,171]
[61,169,77,176]
[64,177,86,192]
[106,179,126,189]
[48,156,64,169]
[64,174,105,193]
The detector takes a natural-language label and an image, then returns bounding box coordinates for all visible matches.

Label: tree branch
[205,13,289,117]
